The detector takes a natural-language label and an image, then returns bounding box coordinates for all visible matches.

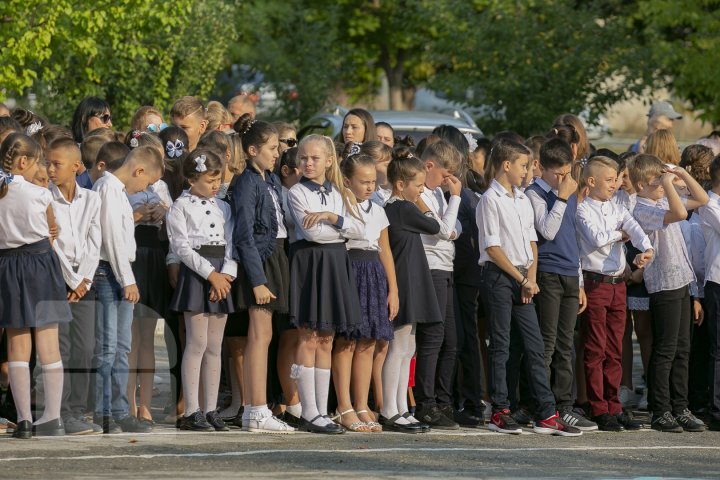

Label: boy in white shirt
[92,145,163,434]
[47,138,102,436]
[576,156,654,432]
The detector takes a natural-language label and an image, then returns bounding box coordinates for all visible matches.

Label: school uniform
[576,196,652,418]
[526,178,581,410]
[166,190,237,314]
[127,180,172,320]
[287,177,363,334]
[476,179,555,420]
[416,186,461,411]
[0,175,72,329]
[345,199,393,341]
[371,186,392,207]
[49,182,101,420]
[92,171,137,420]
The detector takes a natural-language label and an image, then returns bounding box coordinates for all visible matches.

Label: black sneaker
[450,407,482,428]
[32,418,65,436]
[510,408,533,427]
[206,410,229,431]
[62,415,94,435]
[674,409,706,432]
[118,415,153,433]
[414,405,460,430]
[94,415,122,434]
[651,411,683,433]
[559,407,598,431]
[616,411,643,431]
[179,410,214,432]
[489,409,523,434]
[593,413,624,432]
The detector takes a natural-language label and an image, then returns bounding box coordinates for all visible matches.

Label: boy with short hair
[525,138,596,431]
[630,154,709,432]
[576,156,654,432]
[47,138,103,436]
[170,96,208,151]
[92,145,163,434]
[93,141,131,181]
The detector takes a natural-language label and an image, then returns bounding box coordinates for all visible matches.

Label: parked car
[299,106,484,144]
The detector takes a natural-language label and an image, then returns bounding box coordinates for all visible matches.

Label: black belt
[583,270,624,285]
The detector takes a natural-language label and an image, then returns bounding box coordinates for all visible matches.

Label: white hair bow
[464,133,478,152]
[166,140,184,158]
[195,155,207,173]
[26,122,43,136]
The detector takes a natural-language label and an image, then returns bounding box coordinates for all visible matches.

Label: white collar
[489,179,524,199]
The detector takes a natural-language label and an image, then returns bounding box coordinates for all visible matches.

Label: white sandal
[332,409,371,432]
[244,412,296,434]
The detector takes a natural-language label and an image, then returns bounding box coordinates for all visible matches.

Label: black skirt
[132,225,171,319]
[169,245,234,315]
[288,240,362,334]
[233,238,289,314]
[0,239,73,329]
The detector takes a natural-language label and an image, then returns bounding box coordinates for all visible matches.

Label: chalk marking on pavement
[1,446,719,463]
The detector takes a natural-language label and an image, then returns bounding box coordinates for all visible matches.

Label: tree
[427,0,658,135]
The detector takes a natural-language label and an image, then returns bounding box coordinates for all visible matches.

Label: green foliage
[0,0,238,129]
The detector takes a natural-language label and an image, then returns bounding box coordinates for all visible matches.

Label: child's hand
[633,249,654,268]
[67,290,79,303]
[693,299,704,326]
[619,230,630,243]
[557,174,578,201]
[73,281,88,300]
[444,175,462,196]
[150,203,168,223]
[49,224,59,240]
[133,204,152,223]
[387,289,399,321]
[208,271,231,300]
[253,285,277,305]
[578,287,587,314]
[124,284,140,304]
[303,210,338,229]
[661,170,677,187]
[521,279,539,304]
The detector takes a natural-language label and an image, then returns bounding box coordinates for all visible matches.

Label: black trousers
[688,297,710,412]
[453,283,484,412]
[415,270,456,409]
[59,292,96,418]
[706,281,720,421]
[480,263,555,420]
[535,272,580,409]
[648,285,691,416]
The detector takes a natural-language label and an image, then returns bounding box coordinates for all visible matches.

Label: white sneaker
[244,412,296,434]
[619,386,638,408]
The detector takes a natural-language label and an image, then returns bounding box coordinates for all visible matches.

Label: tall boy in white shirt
[47,138,102,436]
[92,145,163,434]
[576,156,654,432]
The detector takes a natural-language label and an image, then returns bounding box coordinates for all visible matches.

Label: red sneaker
[488,409,523,435]
[533,411,583,436]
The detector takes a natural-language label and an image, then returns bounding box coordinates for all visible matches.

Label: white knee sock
[9,361,32,423]
[293,364,329,426]
[285,402,302,418]
[202,314,227,413]
[182,312,208,416]
[382,325,412,424]
[314,368,331,417]
[36,361,63,424]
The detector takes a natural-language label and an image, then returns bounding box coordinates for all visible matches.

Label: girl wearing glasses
[131,106,167,134]
[272,122,298,154]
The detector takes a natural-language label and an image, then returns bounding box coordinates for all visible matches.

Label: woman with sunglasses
[131,106,167,134]
[272,122,298,154]
[71,97,113,143]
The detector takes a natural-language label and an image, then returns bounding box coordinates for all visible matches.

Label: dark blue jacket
[452,188,483,287]
[231,167,285,287]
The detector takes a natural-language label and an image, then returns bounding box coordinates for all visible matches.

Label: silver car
[299,106,484,144]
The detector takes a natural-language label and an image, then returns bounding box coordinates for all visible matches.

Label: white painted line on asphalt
[1,445,719,462]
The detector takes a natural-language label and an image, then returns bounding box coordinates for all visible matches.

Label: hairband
[166,139,184,158]
[348,142,362,158]
[195,155,207,173]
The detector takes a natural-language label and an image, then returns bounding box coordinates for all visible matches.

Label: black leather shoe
[12,420,32,439]
[300,415,344,434]
[401,412,431,432]
[380,414,423,433]
[32,417,65,436]
[206,410,229,431]
[94,415,122,434]
[118,415,153,433]
[281,411,302,428]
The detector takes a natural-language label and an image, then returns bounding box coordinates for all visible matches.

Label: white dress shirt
[268,184,288,239]
[698,190,720,286]
[93,172,137,287]
[420,187,461,271]
[525,178,567,241]
[0,175,52,249]
[49,182,102,290]
[166,190,237,280]
[632,196,695,294]
[287,178,363,244]
[576,196,652,276]
[127,179,172,228]
[346,200,390,251]
[680,215,705,298]
[477,179,537,269]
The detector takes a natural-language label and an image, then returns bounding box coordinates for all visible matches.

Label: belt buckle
[516,266,528,278]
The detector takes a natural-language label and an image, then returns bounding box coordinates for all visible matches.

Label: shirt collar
[300,176,333,193]
[103,171,127,192]
[49,181,83,204]
[489,179,525,199]
[180,189,216,204]
[534,177,555,194]
[635,195,657,207]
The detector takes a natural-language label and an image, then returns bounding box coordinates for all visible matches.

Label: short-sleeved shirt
[632,196,694,294]
[0,175,52,249]
[346,200,390,251]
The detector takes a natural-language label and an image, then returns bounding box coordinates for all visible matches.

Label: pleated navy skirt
[0,239,73,329]
[233,238,289,314]
[344,249,394,341]
[169,245,234,314]
[132,225,171,319]
[288,240,361,334]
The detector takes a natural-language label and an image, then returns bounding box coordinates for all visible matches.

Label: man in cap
[630,100,683,153]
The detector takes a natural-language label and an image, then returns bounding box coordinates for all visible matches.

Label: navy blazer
[231,167,285,287]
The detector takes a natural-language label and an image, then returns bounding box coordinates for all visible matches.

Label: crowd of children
[1,97,720,440]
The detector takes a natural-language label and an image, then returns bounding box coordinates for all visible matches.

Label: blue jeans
[92,262,133,419]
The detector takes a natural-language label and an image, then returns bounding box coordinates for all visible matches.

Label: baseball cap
[648,101,682,120]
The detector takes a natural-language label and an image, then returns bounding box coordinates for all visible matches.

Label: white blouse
[0,175,52,249]
[346,200,390,251]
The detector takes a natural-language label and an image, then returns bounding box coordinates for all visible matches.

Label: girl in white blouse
[166,149,237,432]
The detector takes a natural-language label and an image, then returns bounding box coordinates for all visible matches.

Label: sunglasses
[280,138,297,148]
[94,113,112,124]
[146,122,168,133]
